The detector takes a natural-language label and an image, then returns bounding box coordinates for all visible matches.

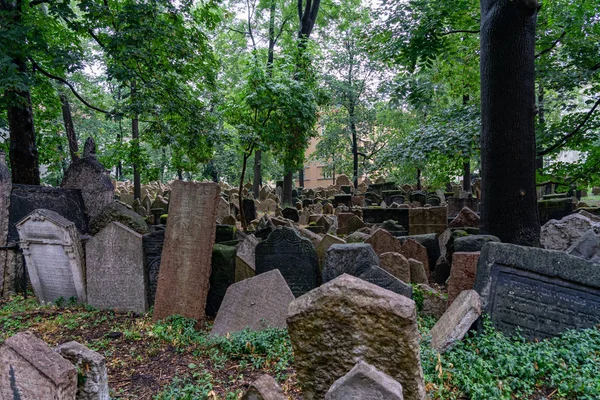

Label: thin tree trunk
[131,82,141,200]
[480,0,540,246]
[283,172,293,206]
[463,161,471,192]
[416,168,421,191]
[298,168,304,188]
[351,113,358,189]
[252,149,262,198]
[239,153,250,230]
[59,91,79,162]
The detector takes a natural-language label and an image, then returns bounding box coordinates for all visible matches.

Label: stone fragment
[566,229,600,262]
[430,290,481,353]
[400,239,430,278]
[55,341,109,400]
[235,235,259,282]
[379,252,410,283]
[345,231,369,243]
[540,213,600,251]
[86,222,147,313]
[323,243,380,283]
[409,259,428,285]
[453,235,500,253]
[448,207,480,229]
[206,244,236,317]
[418,284,447,319]
[288,274,425,400]
[255,227,319,297]
[365,228,403,256]
[211,270,294,336]
[242,374,287,400]
[447,252,480,306]
[316,234,346,271]
[0,331,77,399]
[89,201,149,235]
[153,181,220,322]
[17,209,86,304]
[324,360,404,400]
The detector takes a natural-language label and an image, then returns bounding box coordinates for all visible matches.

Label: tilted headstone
[358,265,413,299]
[448,207,480,229]
[400,239,430,279]
[566,229,600,262]
[142,229,165,307]
[16,209,86,304]
[447,252,480,306]
[316,234,346,271]
[0,331,77,399]
[153,181,220,322]
[235,235,259,282]
[324,360,404,400]
[255,227,319,297]
[61,138,114,218]
[365,228,403,256]
[55,341,109,400]
[287,274,426,400]
[474,242,600,340]
[430,290,481,353]
[323,243,380,283]
[206,244,236,317]
[242,374,287,400]
[86,222,147,314]
[380,252,410,283]
[408,258,428,284]
[541,213,600,251]
[211,269,294,337]
[418,284,447,319]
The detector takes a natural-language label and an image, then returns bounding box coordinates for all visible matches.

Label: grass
[1,294,599,399]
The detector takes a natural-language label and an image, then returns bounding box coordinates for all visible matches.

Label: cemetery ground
[2,294,599,400]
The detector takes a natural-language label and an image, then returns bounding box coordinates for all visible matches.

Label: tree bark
[462,160,471,192]
[59,91,79,162]
[480,0,540,246]
[252,149,262,198]
[416,168,421,191]
[283,172,293,206]
[298,167,304,188]
[131,82,141,200]
[7,86,40,185]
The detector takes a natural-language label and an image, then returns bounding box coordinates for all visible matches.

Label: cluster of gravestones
[2,142,600,398]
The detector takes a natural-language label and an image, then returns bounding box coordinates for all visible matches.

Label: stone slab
[430,290,481,353]
[408,207,447,235]
[324,360,404,400]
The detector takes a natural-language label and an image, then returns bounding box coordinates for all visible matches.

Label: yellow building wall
[297,137,334,189]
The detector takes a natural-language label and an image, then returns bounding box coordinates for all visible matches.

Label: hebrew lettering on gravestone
[475,242,600,340]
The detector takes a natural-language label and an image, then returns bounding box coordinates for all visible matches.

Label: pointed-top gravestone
[322,243,379,283]
[365,228,403,256]
[16,209,86,304]
[153,181,220,322]
[86,221,147,314]
[255,227,319,297]
[325,360,404,400]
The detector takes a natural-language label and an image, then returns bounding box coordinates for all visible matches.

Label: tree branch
[29,0,51,6]
[535,30,566,59]
[440,29,480,36]
[538,96,600,156]
[29,58,111,114]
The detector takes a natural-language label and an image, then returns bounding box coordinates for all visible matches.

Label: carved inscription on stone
[142,229,165,307]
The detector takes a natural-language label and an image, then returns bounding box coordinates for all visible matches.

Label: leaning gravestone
[287,274,426,400]
[357,266,413,299]
[322,243,380,283]
[86,222,147,314]
[316,234,346,271]
[475,242,600,340]
[211,269,294,337]
[17,209,86,304]
[235,235,259,282]
[0,331,77,399]
[153,181,220,322]
[324,360,404,400]
[61,137,114,219]
[206,244,237,317]
[142,229,165,307]
[255,227,319,297]
[55,341,109,400]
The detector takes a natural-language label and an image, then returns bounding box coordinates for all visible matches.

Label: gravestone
[216,197,230,223]
[400,239,430,279]
[448,207,480,229]
[235,235,259,282]
[255,227,319,297]
[55,341,109,400]
[282,207,300,222]
[86,222,147,314]
[142,229,165,307]
[540,213,600,251]
[323,243,380,283]
[324,361,404,400]
[447,252,480,306]
[358,266,413,299]
[206,244,237,317]
[242,375,287,400]
[363,207,409,227]
[211,269,294,337]
[408,207,447,235]
[287,274,426,400]
[153,181,220,322]
[365,228,403,256]
[418,284,447,319]
[89,201,149,235]
[0,331,77,399]
[475,242,600,340]
[242,198,257,226]
[409,259,428,284]
[61,137,114,218]
[316,234,346,271]
[380,252,410,283]
[16,209,86,304]
[430,290,481,353]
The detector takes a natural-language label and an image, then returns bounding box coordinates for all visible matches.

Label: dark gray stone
[567,230,600,262]
[255,227,319,297]
[323,243,380,283]
[242,198,257,226]
[453,235,500,253]
[363,207,409,227]
[358,266,413,299]
[206,244,237,317]
[89,201,149,235]
[142,229,164,307]
[282,207,300,222]
[215,224,236,243]
[475,242,600,340]
[324,360,404,400]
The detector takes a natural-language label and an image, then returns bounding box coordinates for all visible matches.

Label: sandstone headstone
[142,229,165,307]
[153,181,220,322]
[430,290,481,353]
[409,258,428,285]
[365,228,403,256]
[235,235,259,282]
[242,374,287,400]
[86,222,147,313]
[316,234,346,271]
[255,227,319,297]
[323,243,380,283]
[55,341,109,400]
[400,239,429,278]
[448,207,480,229]
[408,207,447,235]
[0,331,77,399]
[287,274,426,400]
[380,252,410,283]
[418,284,447,319]
[324,360,404,400]
[216,197,230,223]
[206,244,236,317]
[475,242,600,340]
[61,138,114,218]
[447,252,480,306]
[211,269,294,336]
[89,201,149,235]
[17,209,86,304]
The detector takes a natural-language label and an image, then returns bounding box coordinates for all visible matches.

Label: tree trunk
[59,91,79,162]
[7,86,40,185]
[462,160,471,192]
[480,0,540,246]
[239,153,250,231]
[536,83,545,170]
[351,115,358,189]
[416,168,421,191]
[131,82,141,200]
[283,172,293,206]
[298,168,304,188]
[252,149,262,198]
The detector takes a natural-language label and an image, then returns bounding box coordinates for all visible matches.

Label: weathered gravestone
[447,252,480,306]
[242,374,287,400]
[255,227,319,297]
[86,222,147,314]
[408,207,447,235]
[380,252,410,283]
[287,274,426,400]
[142,229,165,307]
[365,228,403,256]
[55,341,109,400]
[430,290,481,353]
[153,181,220,322]
[357,266,413,299]
[211,269,294,337]
[322,243,380,283]
[324,360,404,400]
[242,198,257,226]
[235,235,259,282]
[17,209,86,304]
[316,234,345,271]
[474,242,600,340]
[206,244,237,317]
[61,137,114,219]
[0,331,77,399]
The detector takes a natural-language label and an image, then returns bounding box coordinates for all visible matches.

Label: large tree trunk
[479,0,540,246]
[59,91,79,162]
[252,149,262,198]
[283,172,293,206]
[7,87,40,185]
